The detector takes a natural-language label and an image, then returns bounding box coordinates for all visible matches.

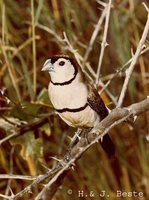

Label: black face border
[49,55,76,66]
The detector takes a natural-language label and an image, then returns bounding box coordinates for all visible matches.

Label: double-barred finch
[42,55,115,157]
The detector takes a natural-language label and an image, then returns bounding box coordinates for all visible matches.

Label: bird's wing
[87,85,109,120]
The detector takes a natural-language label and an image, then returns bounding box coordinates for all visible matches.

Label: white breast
[48,76,100,128]
[48,79,88,110]
[57,106,100,128]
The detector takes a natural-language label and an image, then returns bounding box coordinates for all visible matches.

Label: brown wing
[79,66,109,119]
[87,85,109,120]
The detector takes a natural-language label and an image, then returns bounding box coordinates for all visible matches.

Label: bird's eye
[59,61,65,66]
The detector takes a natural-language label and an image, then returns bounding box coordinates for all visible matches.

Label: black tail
[99,134,115,157]
[100,134,122,184]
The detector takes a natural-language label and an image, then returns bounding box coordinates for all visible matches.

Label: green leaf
[11,131,43,160]
[10,102,42,121]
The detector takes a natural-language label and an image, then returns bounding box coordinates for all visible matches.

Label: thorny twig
[96,0,112,84]
[83,6,107,65]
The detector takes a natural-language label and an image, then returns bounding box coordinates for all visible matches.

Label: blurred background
[0,0,149,199]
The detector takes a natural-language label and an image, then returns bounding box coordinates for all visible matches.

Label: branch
[1,98,149,199]
[117,4,149,107]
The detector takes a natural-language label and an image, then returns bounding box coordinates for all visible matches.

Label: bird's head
[42,55,78,84]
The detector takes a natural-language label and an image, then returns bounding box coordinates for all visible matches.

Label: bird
[42,55,115,157]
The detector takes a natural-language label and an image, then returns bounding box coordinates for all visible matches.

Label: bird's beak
[42,59,54,72]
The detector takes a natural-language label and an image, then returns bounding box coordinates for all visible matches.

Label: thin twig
[63,32,82,66]
[0,174,37,180]
[0,133,18,146]
[96,0,112,84]
[99,81,118,105]
[117,4,149,107]
[31,0,37,98]
[83,6,107,65]
[4,147,15,199]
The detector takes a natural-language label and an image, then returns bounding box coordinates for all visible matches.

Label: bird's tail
[99,134,115,157]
